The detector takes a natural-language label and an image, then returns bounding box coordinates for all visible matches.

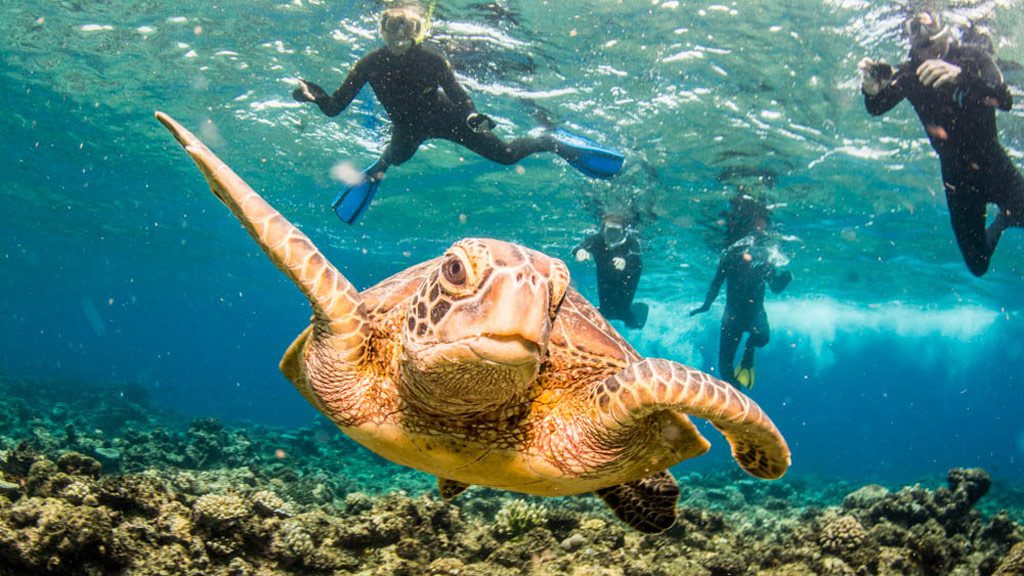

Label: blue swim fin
[553,128,625,179]
[332,170,381,224]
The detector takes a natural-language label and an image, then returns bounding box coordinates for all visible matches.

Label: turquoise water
[1,0,1023,491]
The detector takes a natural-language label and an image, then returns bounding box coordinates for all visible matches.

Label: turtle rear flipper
[437,477,471,501]
[595,470,679,534]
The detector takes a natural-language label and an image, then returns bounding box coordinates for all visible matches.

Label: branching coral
[493,499,548,540]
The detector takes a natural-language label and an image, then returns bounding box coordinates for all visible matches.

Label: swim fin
[734,364,755,390]
[553,128,624,179]
[627,302,649,329]
[332,170,381,224]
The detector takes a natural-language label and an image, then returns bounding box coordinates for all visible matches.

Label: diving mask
[381,9,423,52]
[906,12,951,51]
[602,222,628,248]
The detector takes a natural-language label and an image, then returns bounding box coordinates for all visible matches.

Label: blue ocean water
[1,0,1023,492]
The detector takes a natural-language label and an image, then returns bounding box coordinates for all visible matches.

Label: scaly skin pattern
[157,111,791,499]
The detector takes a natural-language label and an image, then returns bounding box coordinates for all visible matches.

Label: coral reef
[1,376,1023,575]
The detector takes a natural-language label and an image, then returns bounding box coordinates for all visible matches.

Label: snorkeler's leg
[718,312,742,384]
[945,177,993,277]
[448,122,557,165]
[735,312,768,389]
[382,127,425,168]
[332,129,422,224]
[987,156,1024,246]
[742,312,770,370]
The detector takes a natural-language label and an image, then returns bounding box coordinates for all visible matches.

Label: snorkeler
[689,195,792,389]
[858,11,1023,277]
[293,2,625,223]
[573,212,648,329]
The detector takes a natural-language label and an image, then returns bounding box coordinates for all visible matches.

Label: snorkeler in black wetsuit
[574,214,648,329]
[293,2,623,222]
[295,4,555,172]
[859,11,1023,277]
[689,197,792,389]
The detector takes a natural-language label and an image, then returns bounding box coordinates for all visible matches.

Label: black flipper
[437,478,471,501]
[628,302,649,329]
[595,470,679,533]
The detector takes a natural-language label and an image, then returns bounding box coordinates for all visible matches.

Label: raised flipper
[593,358,790,479]
[155,112,372,414]
[437,478,470,501]
[595,470,680,534]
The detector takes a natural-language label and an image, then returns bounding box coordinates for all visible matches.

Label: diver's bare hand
[858,57,891,96]
[574,249,591,262]
[292,79,324,103]
[612,257,626,271]
[917,59,960,88]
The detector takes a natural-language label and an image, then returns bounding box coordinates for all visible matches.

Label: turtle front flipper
[595,470,680,534]
[155,112,369,366]
[593,358,790,479]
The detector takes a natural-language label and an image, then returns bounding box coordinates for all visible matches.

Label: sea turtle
[156,111,790,533]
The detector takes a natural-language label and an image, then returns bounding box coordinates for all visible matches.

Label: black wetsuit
[864,43,1023,276]
[300,44,556,167]
[696,232,791,382]
[574,230,647,329]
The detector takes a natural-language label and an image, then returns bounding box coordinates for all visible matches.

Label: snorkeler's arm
[435,51,478,117]
[769,269,792,294]
[689,258,727,316]
[573,234,599,261]
[953,48,1013,111]
[863,65,909,116]
[294,55,373,117]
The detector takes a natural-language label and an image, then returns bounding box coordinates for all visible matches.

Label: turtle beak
[477,269,551,356]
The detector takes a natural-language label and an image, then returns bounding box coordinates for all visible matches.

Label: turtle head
[400,238,570,414]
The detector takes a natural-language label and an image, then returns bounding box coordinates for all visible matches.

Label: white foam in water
[330,160,363,185]
[768,298,997,372]
[620,300,703,366]
[626,296,998,375]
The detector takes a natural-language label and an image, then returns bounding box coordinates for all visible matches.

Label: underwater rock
[1,387,1021,576]
[2,442,41,479]
[55,451,102,478]
[0,480,20,500]
[95,474,167,517]
[842,483,890,511]
[0,496,122,573]
[983,510,1024,547]
[250,489,293,518]
[949,467,991,508]
[560,532,586,552]
[995,542,1024,576]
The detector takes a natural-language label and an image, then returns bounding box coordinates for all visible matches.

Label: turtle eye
[442,257,467,286]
